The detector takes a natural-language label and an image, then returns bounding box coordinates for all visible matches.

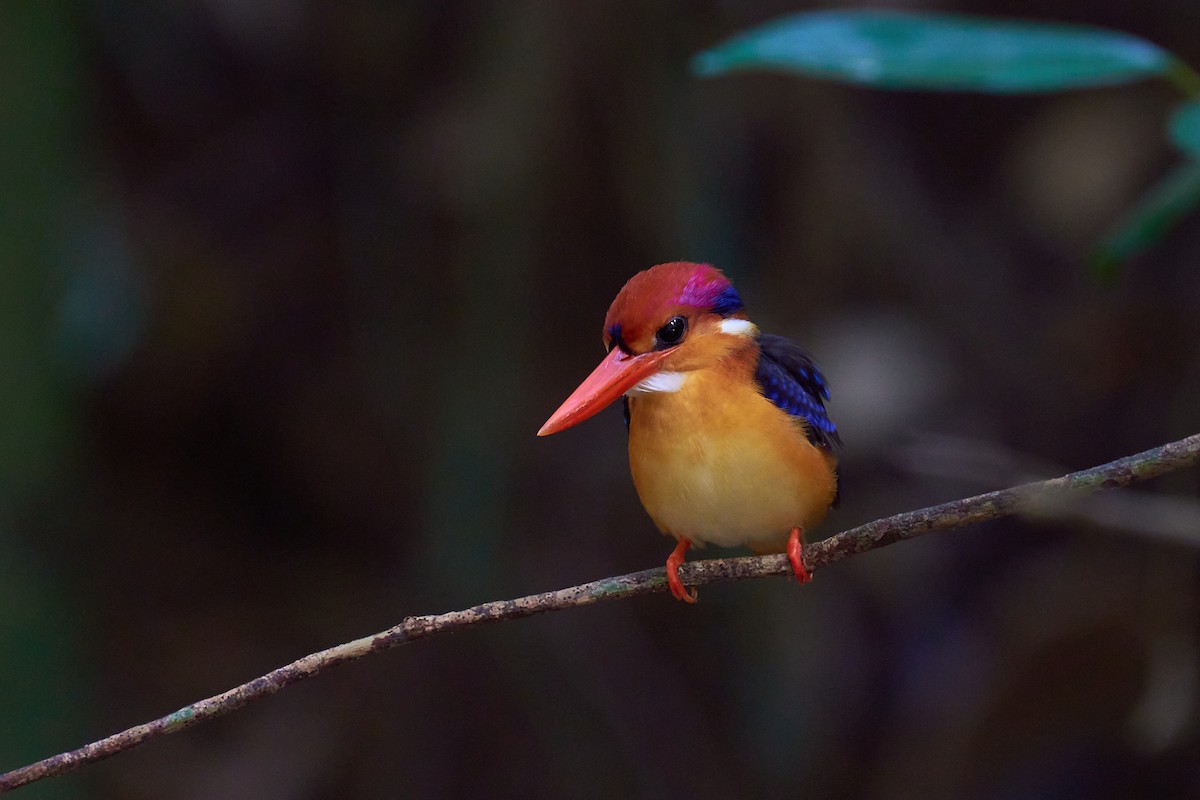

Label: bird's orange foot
[666,538,698,603]
[787,526,812,584]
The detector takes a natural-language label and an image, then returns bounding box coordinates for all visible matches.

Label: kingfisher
[538,262,840,602]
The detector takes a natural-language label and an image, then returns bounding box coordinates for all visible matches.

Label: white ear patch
[627,371,687,395]
[718,319,755,336]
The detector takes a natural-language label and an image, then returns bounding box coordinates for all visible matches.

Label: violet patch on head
[676,268,743,317]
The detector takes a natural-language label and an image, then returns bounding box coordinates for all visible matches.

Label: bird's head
[538,262,756,436]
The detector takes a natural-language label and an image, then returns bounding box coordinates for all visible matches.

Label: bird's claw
[787,526,812,584]
[667,571,698,603]
[666,538,698,603]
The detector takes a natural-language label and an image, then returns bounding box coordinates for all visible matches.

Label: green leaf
[1093,161,1200,277]
[1168,101,1200,157]
[692,10,1173,93]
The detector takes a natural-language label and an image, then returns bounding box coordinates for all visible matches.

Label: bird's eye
[655,316,688,348]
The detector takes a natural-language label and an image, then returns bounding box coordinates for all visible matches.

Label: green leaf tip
[692,10,1172,93]
[690,50,723,77]
[1094,160,1200,274]
[1169,101,1200,158]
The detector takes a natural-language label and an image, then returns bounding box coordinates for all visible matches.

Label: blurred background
[3,1,1200,798]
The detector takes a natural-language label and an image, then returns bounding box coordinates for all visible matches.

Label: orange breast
[627,368,837,552]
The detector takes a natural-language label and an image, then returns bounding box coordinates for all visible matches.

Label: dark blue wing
[754,334,841,450]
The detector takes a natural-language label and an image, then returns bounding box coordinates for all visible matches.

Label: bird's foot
[787,526,812,584]
[666,538,698,603]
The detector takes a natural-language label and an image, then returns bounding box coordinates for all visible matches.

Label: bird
[537,262,840,602]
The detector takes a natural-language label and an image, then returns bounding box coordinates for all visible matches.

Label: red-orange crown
[602,262,742,351]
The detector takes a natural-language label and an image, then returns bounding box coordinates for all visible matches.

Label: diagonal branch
[2,432,1199,794]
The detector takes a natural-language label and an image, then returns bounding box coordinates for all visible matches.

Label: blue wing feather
[754,334,841,450]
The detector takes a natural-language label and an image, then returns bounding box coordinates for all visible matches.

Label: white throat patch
[627,371,687,395]
[718,318,755,336]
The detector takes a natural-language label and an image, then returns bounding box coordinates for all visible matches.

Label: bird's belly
[628,393,835,551]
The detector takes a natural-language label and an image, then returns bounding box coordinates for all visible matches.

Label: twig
[2,432,1199,794]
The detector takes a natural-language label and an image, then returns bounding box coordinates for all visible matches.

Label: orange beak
[537,348,671,436]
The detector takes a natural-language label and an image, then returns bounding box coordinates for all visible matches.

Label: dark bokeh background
[4,1,1200,798]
